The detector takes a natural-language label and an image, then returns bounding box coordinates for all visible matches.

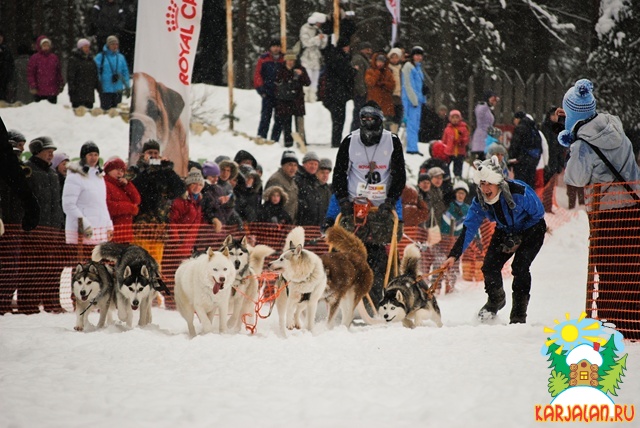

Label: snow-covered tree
[588,0,640,136]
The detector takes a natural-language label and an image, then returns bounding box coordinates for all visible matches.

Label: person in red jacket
[104,157,141,243]
[442,109,470,179]
[169,167,205,255]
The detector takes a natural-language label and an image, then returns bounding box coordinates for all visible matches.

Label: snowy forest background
[0,0,638,139]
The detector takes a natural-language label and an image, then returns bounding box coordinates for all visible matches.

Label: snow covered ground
[0,87,638,427]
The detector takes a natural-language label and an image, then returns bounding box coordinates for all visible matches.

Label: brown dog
[129,72,188,176]
[321,225,376,327]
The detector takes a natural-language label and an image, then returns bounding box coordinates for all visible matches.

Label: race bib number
[356,183,387,201]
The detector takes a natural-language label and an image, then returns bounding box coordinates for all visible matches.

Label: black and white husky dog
[72,262,115,331]
[378,244,443,328]
[92,243,170,328]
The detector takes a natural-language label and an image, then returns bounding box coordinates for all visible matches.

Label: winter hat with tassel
[558,79,596,147]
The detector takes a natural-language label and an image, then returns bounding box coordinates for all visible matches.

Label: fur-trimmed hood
[218,159,239,181]
[263,185,289,204]
[66,160,104,177]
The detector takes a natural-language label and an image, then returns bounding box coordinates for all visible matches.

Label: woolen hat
[387,48,402,59]
[486,143,507,156]
[77,38,91,49]
[563,78,596,133]
[410,46,424,56]
[269,39,281,47]
[308,12,327,24]
[453,180,469,194]
[39,38,52,47]
[319,158,333,171]
[7,129,26,145]
[214,155,230,164]
[142,139,160,153]
[51,152,70,170]
[29,136,57,155]
[302,151,320,164]
[106,35,119,46]
[281,150,298,165]
[104,157,127,174]
[202,161,220,178]
[358,41,372,51]
[427,167,445,178]
[449,109,462,118]
[418,173,430,183]
[184,167,205,186]
[80,141,100,158]
[483,89,498,102]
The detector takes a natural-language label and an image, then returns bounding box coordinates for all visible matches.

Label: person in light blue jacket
[561,78,640,341]
[401,46,426,156]
[94,35,130,110]
[441,156,546,324]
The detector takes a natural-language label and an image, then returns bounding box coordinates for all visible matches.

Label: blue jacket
[94,45,130,94]
[456,180,544,255]
[401,61,425,108]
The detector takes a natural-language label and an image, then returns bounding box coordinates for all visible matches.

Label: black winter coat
[25,156,64,229]
[132,160,185,224]
[295,168,323,226]
[322,45,356,108]
[67,49,101,106]
[258,201,292,224]
[234,174,262,223]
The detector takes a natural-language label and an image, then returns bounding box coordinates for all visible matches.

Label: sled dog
[378,244,443,328]
[174,247,236,337]
[72,262,115,331]
[321,225,377,327]
[92,242,170,328]
[219,235,274,332]
[269,227,327,335]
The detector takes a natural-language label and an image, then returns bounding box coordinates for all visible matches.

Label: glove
[0,219,4,236]
[378,198,395,213]
[21,196,40,232]
[339,198,352,217]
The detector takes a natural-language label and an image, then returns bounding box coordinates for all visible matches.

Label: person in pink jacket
[442,109,470,179]
[27,36,64,104]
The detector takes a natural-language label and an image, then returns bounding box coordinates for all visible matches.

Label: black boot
[509,293,530,324]
[478,288,506,321]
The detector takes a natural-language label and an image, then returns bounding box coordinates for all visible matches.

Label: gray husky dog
[72,262,115,331]
[92,242,170,328]
[220,235,274,332]
[378,244,443,328]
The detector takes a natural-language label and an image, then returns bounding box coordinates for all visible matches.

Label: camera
[112,73,121,84]
[149,158,162,166]
[500,233,522,254]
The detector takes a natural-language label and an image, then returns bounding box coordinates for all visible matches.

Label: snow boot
[509,293,530,324]
[478,288,506,321]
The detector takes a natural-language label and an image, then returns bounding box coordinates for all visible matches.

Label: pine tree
[588,0,640,136]
[599,354,628,397]
[545,341,571,378]
[598,334,619,379]
[548,370,569,397]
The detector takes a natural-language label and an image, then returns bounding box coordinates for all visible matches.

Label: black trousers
[327,102,346,148]
[481,219,546,301]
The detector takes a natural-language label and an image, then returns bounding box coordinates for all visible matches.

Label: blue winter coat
[94,45,130,94]
[401,61,425,108]
[459,180,544,253]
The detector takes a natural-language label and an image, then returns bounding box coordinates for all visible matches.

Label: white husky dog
[220,235,275,332]
[174,247,236,337]
[268,226,327,335]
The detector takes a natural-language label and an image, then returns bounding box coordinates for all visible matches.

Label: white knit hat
[472,156,515,210]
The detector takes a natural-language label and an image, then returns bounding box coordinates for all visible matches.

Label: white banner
[129,0,203,177]
[385,0,401,48]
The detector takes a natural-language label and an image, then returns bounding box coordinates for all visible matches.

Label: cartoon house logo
[538,312,634,423]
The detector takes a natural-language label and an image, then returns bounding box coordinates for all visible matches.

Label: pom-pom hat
[563,79,596,133]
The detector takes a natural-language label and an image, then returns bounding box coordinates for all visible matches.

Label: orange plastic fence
[583,182,640,341]
[0,221,500,315]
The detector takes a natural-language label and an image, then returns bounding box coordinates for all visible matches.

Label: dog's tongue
[213,281,222,295]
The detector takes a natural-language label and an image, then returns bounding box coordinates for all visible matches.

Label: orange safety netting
[583,182,640,341]
[0,221,499,318]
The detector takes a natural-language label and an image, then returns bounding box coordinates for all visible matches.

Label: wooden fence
[425,71,571,126]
